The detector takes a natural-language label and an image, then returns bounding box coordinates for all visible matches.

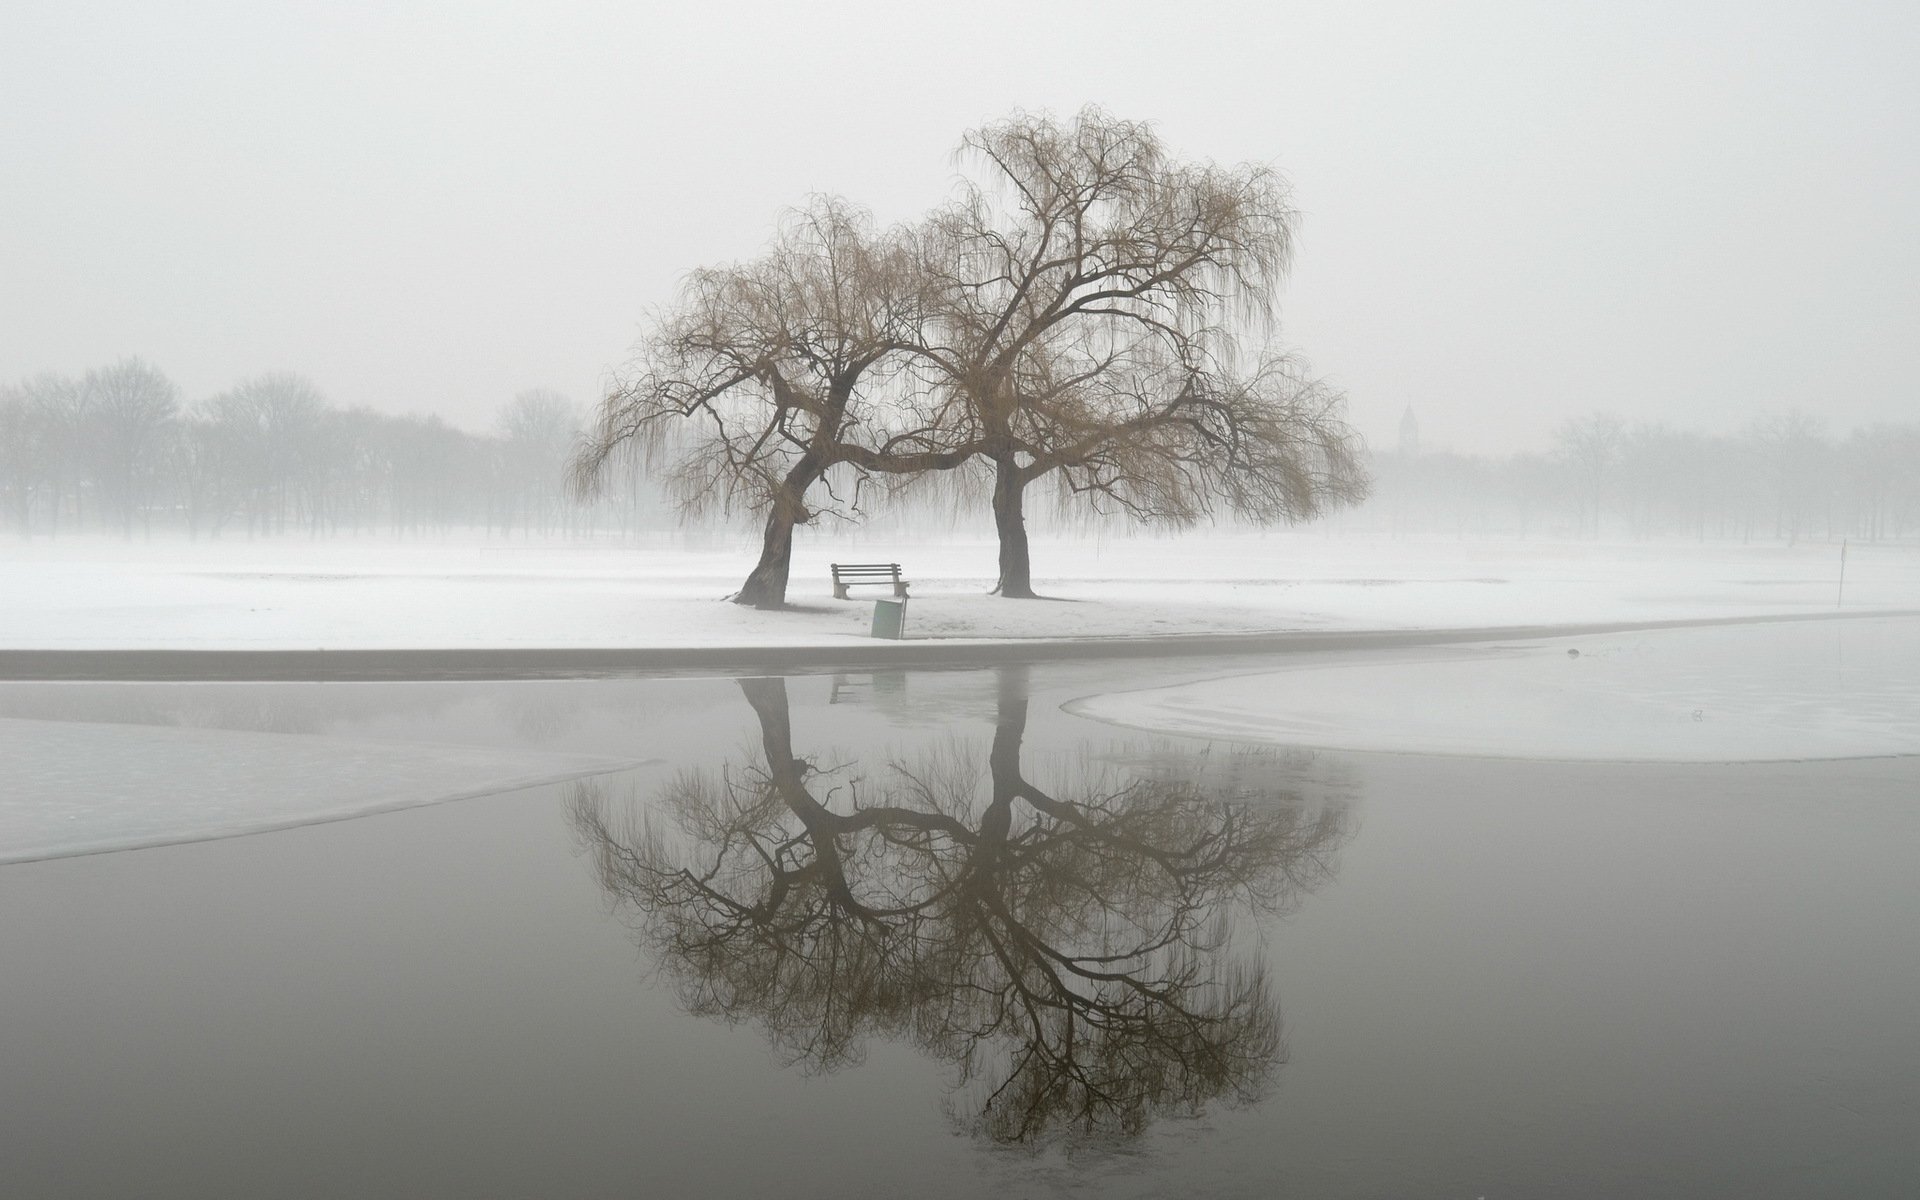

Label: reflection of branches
[572,668,1353,1144]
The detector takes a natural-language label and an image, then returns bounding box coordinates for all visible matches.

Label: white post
[1837,538,1848,607]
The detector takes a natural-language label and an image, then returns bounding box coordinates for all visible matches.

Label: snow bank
[1067,616,1920,762]
[0,719,644,863]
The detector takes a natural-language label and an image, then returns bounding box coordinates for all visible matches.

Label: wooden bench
[831,562,910,600]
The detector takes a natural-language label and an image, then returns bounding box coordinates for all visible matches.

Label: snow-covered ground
[1070,615,1920,762]
[4,531,1913,649]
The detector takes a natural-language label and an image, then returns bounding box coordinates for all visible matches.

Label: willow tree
[572,199,961,608]
[913,109,1366,596]
[577,111,1366,608]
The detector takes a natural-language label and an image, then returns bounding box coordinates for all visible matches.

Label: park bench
[831,562,910,600]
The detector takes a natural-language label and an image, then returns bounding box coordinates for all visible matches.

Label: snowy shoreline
[2,609,1916,681]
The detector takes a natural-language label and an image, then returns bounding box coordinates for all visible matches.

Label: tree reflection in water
[570,667,1353,1144]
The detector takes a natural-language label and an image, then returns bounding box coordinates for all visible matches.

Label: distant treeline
[0,358,669,539]
[1344,412,1920,543]
[5,361,1914,545]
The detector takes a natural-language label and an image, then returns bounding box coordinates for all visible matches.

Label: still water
[2,661,1916,1197]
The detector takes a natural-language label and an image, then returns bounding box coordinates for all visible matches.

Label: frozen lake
[2,640,1917,1196]
[1073,615,1920,762]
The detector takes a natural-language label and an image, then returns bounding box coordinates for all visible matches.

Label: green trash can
[870,597,907,639]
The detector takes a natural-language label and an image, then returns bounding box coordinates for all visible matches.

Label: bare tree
[573,198,963,608]
[1553,412,1626,538]
[81,357,180,538]
[0,382,42,536]
[911,109,1365,596]
[177,399,240,537]
[19,374,86,534]
[199,372,329,535]
[1746,408,1829,544]
[1613,423,1709,540]
[1841,422,1919,541]
[576,113,1365,608]
[495,389,580,537]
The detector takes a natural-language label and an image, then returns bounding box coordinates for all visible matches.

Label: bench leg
[833,584,849,600]
[894,583,909,598]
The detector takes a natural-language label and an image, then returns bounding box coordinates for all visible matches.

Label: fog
[6,11,1920,1188]
[4,358,1917,544]
[5,1,1916,457]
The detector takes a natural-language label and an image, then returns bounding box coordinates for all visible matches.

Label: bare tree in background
[1747,408,1828,544]
[81,357,180,538]
[1843,422,1918,542]
[0,382,42,536]
[496,389,580,537]
[171,406,237,539]
[201,372,328,536]
[1615,423,1710,541]
[24,374,87,534]
[1554,412,1626,538]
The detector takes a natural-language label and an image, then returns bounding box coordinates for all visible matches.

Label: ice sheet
[1067,617,1920,762]
[0,719,644,863]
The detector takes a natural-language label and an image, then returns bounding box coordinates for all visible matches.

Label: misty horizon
[5,2,1916,459]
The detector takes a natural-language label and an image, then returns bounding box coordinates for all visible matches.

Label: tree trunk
[991,456,1036,598]
[735,505,799,609]
[121,462,135,540]
[735,457,825,609]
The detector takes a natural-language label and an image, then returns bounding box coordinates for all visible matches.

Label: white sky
[3,0,1915,453]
